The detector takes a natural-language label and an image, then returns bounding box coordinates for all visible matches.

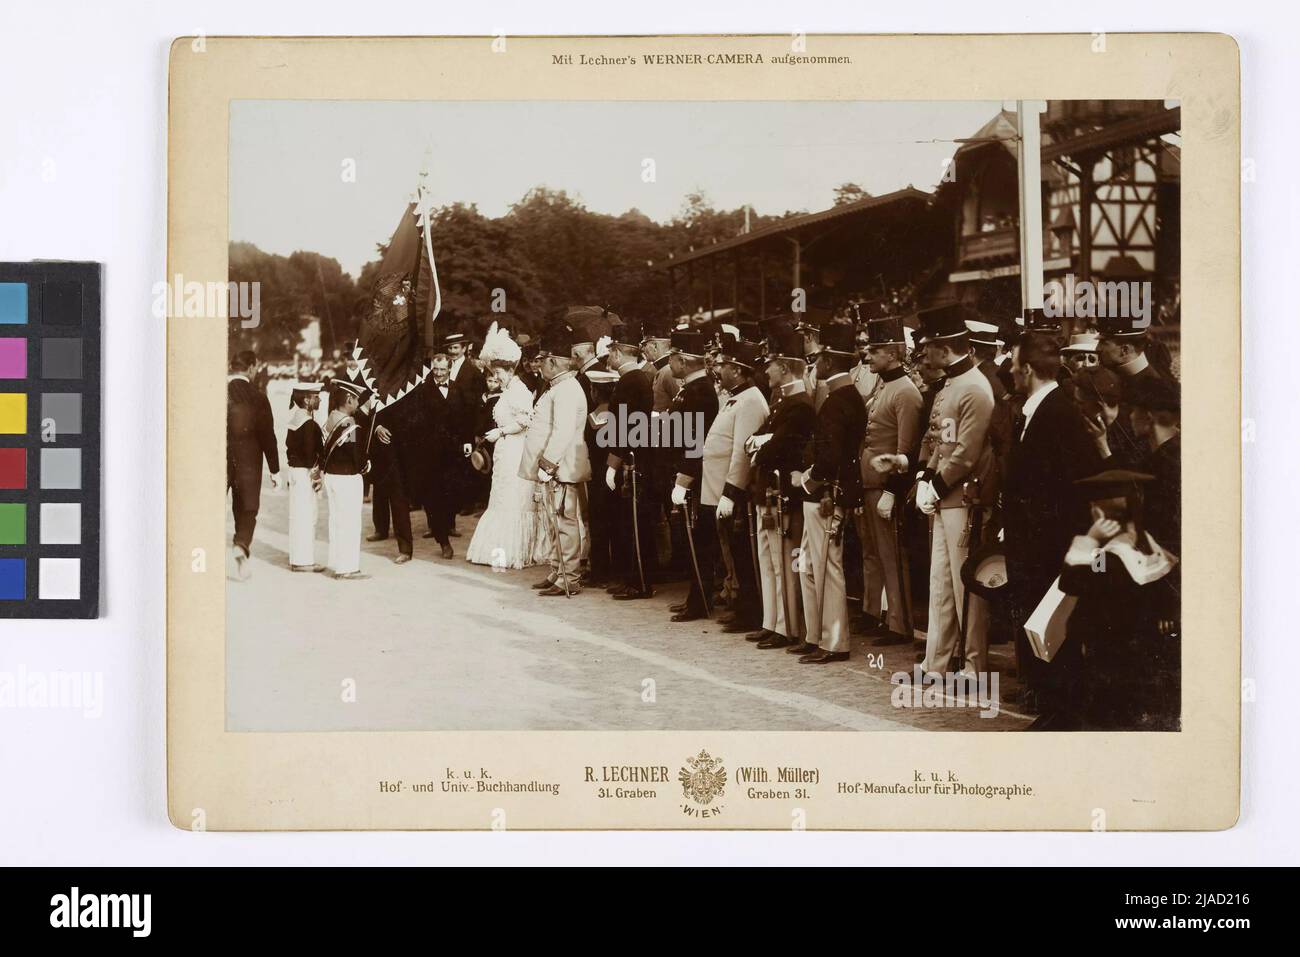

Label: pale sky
[230,99,1002,278]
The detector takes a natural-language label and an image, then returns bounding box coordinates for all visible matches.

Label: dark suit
[422,379,466,545]
[1144,433,1180,557]
[227,376,279,555]
[450,357,487,511]
[606,364,658,590]
[671,372,721,614]
[1002,384,1101,704]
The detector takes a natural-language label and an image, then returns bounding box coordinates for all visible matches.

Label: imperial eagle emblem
[678,750,727,806]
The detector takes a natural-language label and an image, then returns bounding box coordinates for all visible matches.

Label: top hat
[610,320,643,348]
[961,542,1010,604]
[536,324,574,359]
[670,327,708,357]
[866,315,907,347]
[1095,312,1149,340]
[855,299,889,323]
[1021,307,1062,337]
[765,329,805,363]
[814,321,858,357]
[718,339,764,370]
[915,303,971,343]
[640,316,673,341]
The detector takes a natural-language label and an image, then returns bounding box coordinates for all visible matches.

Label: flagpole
[1017,100,1047,316]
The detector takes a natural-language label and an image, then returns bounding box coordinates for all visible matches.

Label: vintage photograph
[223,96,1182,735]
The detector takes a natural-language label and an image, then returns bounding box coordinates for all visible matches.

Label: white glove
[876,491,895,520]
[536,468,553,484]
[605,467,618,492]
[745,433,773,455]
[916,481,938,515]
[671,484,689,507]
[716,495,734,520]
[485,428,502,443]
[269,472,281,491]
[462,443,472,456]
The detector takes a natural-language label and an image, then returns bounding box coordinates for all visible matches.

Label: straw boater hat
[1061,332,1099,354]
[965,319,1003,348]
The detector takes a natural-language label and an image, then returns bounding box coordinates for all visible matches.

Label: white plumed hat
[477,321,521,364]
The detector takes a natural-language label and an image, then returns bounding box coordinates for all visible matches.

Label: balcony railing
[960,227,1019,265]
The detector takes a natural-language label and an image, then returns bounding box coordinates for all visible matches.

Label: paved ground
[226,478,1030,732]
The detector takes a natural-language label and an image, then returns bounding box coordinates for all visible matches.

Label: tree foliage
[230,189,804,358]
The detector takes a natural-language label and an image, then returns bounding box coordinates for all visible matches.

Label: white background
[0,0,1288,866]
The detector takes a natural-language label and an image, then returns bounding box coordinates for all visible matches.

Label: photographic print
[167,35,1239,830]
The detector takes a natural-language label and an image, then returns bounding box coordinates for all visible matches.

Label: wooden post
[1078,158,1094,283]
[708,256,716,317]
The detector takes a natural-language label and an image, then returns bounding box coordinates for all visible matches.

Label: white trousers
[325,473,363,575]
[757,505,803,640]
[287,467,318,568]
[923,506,988,676]
[800,501,849,653]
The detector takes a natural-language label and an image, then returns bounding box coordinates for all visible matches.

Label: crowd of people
[227,298,1181,732]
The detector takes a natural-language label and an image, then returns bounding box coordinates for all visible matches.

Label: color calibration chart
[0,262,101,618]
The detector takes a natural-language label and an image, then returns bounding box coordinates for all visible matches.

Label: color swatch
[0,263,100,618]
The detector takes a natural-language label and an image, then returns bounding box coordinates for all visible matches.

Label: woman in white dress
[466,324,553,569]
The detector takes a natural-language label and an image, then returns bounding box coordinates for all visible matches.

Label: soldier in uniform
[521,324,591,596]
[571,321,614,588]
[748,329,816,650]
[603,323,659,599]
[858,315,924,646]
[1096,310,1168,468]
[913,304,997,679]
[666,328,722,622]
[789,321,866,664]
[701,338,770,634]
